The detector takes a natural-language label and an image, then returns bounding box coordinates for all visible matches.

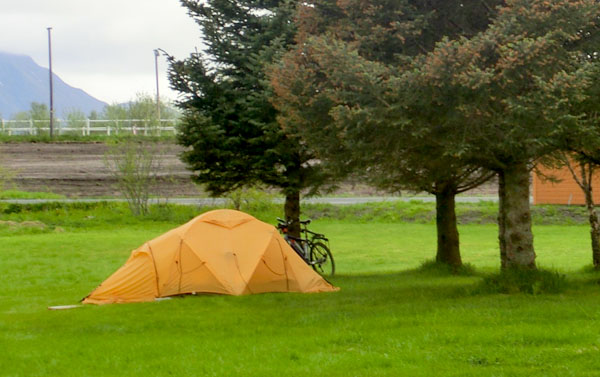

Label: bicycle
[276,217,335,277]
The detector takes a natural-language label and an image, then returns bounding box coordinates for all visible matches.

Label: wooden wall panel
[533,164,600,205]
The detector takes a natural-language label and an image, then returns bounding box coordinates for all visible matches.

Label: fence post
[30,120,34,135]
[144,120,148,136]
[107,122,111,136]
[116,120,119,135]
[86,119,90,136]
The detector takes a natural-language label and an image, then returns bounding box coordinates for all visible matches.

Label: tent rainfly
[83,209,338,304]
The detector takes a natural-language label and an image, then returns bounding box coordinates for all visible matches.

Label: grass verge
[0,189,66,200]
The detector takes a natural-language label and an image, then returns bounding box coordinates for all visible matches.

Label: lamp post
[47,27,54,138]
[153,49,161,124]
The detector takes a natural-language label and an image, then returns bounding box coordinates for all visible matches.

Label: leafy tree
[271,0,500,265]
[88,110,100,120]
[29,102,50,124]
[64,109,87,132]
[102,103,129,133]
[102,103,128,121]
[168,0,329,236]
[128,93,156,121]
[12,111,30,121]
[9,103,50,134]
[127,93,180,130]
[101,94,178,134]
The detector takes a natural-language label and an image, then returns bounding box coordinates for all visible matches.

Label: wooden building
[532,164,600,205]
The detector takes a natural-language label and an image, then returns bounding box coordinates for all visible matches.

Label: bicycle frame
[276,217,335,277]
[277,218,329,266]
[283,234,310,261]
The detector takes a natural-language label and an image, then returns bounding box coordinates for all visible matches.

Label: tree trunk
[284,190,301,238]
[499,162,536,269]
[497,170,507,268]
[583,186,600,268]
[435,185,462,267]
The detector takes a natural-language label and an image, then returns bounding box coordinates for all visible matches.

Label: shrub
[0,156,15,192]
[103,141,165,216]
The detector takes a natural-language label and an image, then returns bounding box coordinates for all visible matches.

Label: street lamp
[153,49,161,123]
[47,27,54,137]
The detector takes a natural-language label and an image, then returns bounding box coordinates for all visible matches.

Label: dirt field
[0,142,497,198]
[0,142,199,197]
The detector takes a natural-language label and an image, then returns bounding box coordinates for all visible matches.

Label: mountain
[0,51,107,118]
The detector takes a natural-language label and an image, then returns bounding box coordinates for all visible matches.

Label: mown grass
[2,201,600,376]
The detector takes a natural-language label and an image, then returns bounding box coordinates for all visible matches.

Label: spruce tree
[169,0,327,236]
[271,0,501,266]
[396,0,600,268]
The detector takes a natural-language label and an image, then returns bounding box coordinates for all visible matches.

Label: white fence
[0,119,180,136]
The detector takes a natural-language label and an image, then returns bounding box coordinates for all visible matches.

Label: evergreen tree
[274,0,600,269]
[169,0,327,236]
[401,0,600,268]
[271,0,500,266]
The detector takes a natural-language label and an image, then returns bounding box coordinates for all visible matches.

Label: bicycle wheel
[310,242,335,277]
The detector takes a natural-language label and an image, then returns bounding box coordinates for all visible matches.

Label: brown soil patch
[0,142,199,197]
[0,142,498,198]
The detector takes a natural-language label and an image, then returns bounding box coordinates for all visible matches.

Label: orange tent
[83,209,338,304]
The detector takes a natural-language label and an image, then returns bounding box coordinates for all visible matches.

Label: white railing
[0,119,180,136]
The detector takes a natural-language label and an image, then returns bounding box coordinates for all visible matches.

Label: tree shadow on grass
[328,260,588,302]
[568,265,600,289]
[329,267,482,304]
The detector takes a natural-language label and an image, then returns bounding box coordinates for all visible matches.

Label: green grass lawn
[2,203,600,376]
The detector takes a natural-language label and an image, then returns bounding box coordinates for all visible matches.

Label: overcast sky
[0,0,203,104]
